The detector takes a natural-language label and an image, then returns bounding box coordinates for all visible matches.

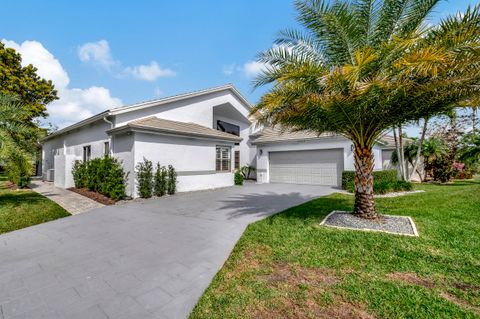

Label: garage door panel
[269,149,343,186]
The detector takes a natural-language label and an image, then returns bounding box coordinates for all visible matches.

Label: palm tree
[251,0,480,219]
[458,133,480,166]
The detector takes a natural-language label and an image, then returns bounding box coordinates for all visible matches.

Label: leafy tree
[251,0,480,219]
[0,42,58,120]
[0,95,39,186]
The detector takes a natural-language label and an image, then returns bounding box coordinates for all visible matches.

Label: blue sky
[1,0,476,129]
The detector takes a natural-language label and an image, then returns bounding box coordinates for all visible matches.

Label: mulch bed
[67,188,116,205]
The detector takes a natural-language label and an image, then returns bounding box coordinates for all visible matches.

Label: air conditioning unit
[46,169,55,182]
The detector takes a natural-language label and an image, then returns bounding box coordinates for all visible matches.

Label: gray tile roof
[251,126,399,147]
[251,126,337,144]
[108,116,242,142]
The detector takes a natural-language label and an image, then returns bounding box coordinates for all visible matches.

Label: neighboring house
[41,84,397,198]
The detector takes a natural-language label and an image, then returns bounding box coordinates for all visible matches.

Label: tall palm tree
[251,0,480,219]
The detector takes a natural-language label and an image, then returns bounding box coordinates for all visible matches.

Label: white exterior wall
[255,137,384,184]
[42,120,112,188]
[133,132,235,197]
[114,91,250,128]
[112,133,135,196]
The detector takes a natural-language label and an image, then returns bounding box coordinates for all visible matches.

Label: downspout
[103,116,114,155]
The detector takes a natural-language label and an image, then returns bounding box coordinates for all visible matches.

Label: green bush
[154,163,167,197]
[374,181,394,194]
[393,180,413,192]
[72,156,128,200]
[234,170,244,185]
[6,151,32,188]
[167,165,177,195]
[136,158,154,198]
[72,160,88,188]
[342,169,398,190]
[342,170,412,194]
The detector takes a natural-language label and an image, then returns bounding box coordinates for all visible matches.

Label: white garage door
[269,149,344,186]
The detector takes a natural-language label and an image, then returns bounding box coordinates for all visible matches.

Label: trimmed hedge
[72,157,128,200]
[342,169,398,190]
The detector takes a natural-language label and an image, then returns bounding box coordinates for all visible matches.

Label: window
[216,146,231,172]
[234,150,240,170]
[216,120,240,136]
[83,145,91,162]
[104,141,110,156]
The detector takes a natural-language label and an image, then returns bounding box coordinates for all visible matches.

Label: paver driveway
[0,183,335,319]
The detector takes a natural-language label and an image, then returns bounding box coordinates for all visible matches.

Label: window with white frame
[83,145,91,162]
[216,146,231,172]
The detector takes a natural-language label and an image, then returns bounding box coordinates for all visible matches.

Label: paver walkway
[30,180,104,215]
[0,183,335,319]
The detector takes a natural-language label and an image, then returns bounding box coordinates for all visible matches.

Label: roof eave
[40,111,111,143]
[107,125,242,143]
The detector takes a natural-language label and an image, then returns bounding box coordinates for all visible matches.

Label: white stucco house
[41,84,396,198]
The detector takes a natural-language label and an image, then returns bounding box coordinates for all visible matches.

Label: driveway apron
[0,183,335,319]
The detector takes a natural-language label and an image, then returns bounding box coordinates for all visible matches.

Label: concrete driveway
[0,183,335,319]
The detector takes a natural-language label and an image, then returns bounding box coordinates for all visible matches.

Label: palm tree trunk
[393,127,403,179]
[409,118,428,181]
[353,145,377,219]
[398,126,407,180]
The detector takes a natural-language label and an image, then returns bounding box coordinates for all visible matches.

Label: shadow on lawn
[220,191,352,221]
[0,192,45,206]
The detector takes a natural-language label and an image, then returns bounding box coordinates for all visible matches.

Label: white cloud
[243,61,269,78]
[78,40,177,81]
[124,61,176,81]
[78,40,116,69]
[222,63,236,75]
[3,39,122,128]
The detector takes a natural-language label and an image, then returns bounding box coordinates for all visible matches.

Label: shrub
[234,170,244,185]
[240,165,256,179]
[136,158,154,198]
[6,151,32,188]
[167,165,177,195]
[393,180,413,192]
[373,181,394,194]
[342,169,398,190]
[72,160,88,188]
[154,163,167,197]
[72,156,128,200]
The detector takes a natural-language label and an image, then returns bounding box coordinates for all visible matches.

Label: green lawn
[191,180,480,319]
[0,177,70,234]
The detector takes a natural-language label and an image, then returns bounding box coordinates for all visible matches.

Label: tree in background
[0,42,58,120]
[0,95,38,186]
[251,0,480,219]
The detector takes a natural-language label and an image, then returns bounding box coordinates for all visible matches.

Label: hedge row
[72,157,128,200]
[136,158,177,198]
[341,169,398,190]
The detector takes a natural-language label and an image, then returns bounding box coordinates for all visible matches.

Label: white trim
[319,211,419,237]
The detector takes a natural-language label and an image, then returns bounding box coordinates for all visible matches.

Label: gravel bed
[320,211,418,236]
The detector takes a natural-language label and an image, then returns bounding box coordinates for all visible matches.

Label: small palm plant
[251,0,480,219]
